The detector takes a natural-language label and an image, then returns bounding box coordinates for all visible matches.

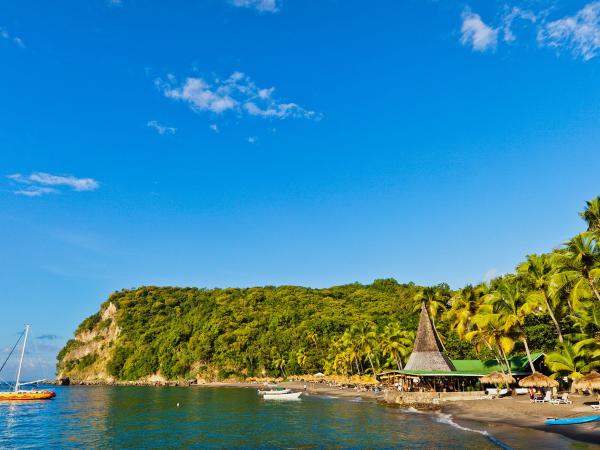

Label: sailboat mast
[15,325,30,392]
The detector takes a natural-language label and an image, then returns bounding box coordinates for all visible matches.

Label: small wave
[402,407,425,414]
[436,413,513,450]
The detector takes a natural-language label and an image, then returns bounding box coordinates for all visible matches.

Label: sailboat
[0,325,56,400]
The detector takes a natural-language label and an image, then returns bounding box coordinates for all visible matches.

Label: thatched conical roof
[518,372,558,388]
[405,303,456,371]
[480,371,515,385]
[573,371,600,391]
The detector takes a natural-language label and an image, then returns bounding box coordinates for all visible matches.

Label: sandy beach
[444,394,600,446]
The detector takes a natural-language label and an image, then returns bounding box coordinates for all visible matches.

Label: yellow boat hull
[0,390,56,401]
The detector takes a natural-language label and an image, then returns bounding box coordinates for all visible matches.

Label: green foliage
[76,312,102,334]
[56,339,80,362]
[58,196,600,382]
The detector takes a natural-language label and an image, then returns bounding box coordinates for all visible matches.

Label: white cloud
[0,27,25,48]
[157,71,320,121]
[15,187,57,197]
[210,124,220,133]
[538,1,600,61]
[232,0,279,13]
[247,136,257,143]
[460,10,498,52]
[8,172,99,196]
[147,120,177,135]
[502,6,537,43]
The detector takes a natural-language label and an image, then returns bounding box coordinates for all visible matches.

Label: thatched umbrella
[572,371,600,399]
[480,371,515,385]
[518,372,559,388]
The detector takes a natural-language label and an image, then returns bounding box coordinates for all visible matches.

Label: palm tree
[545,339,600,387]
[351,322,379,374]
[485,279,536,372]
[467,305,516,378]
[272,353,288,378]
[517,254,564,342]
[551,233,600,305]
[296,349,308,371]
[446,285,483,339]
[380,324,413,370]
[580,196,600,232]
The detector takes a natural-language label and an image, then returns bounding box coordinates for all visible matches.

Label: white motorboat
[263,391,302,400]
[257,388,291,395]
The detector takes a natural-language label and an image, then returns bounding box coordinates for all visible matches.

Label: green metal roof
[378,353,544,378]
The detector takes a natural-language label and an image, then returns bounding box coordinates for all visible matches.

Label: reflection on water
[0,386,588,449]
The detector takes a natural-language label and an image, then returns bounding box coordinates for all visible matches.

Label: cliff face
[57,302,120,382]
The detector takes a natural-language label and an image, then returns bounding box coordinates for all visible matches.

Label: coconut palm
[380,324,413,370]
[545,339,600,385]
[351,322,379,374]
[551,233,600,305]
[580,196,600,232]
[446,285,483,339]
[485,279,536,372]
[517,254,564,342]
[467,306,516,378]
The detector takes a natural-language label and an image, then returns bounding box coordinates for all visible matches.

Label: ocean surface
[0,386,592,449]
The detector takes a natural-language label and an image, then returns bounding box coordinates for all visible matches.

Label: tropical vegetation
[58,197,600,384]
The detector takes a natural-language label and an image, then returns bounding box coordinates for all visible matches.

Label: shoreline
[442,396,600,447]
[53,380,599,447]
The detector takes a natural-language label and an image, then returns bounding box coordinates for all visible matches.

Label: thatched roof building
[404,303,456,371]
[377,303,544,386]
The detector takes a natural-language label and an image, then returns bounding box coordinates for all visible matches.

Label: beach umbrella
[518,372,558,388]
[480,372,515,385]
[572,371,600,393]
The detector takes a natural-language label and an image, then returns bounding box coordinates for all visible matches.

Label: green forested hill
[57,280,429,381]
[57,198,600,383]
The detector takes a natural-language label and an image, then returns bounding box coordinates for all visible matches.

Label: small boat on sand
[544,415,600,426]
[263,391,302,400]
[0,325,56,401]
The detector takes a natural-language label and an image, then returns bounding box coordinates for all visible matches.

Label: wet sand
[444,395,600,447]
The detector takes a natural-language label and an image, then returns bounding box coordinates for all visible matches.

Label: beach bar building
[377,304,544,392]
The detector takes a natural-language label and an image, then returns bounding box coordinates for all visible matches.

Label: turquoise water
[0,386,582,449]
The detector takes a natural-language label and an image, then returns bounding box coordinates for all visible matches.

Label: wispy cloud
[156,71,320,121]
[247,136,257,143]
[537,2,600,61]
[502,6,537,43]
[0,27,25,48]
[462,2,600,61]
[36,334,59,340]
[231,0,279,13]
[147,120,177,135]
[460,10,498,52]
[8,172,100,196]
[210,124,220,133]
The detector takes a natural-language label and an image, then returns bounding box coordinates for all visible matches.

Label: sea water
[0,386,589,449]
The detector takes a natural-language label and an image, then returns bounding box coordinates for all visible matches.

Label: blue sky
[2,0,600,379]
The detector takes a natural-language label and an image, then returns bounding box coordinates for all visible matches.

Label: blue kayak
[545,415,600,426]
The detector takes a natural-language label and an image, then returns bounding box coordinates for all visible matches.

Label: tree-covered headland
[57,197,600,382]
